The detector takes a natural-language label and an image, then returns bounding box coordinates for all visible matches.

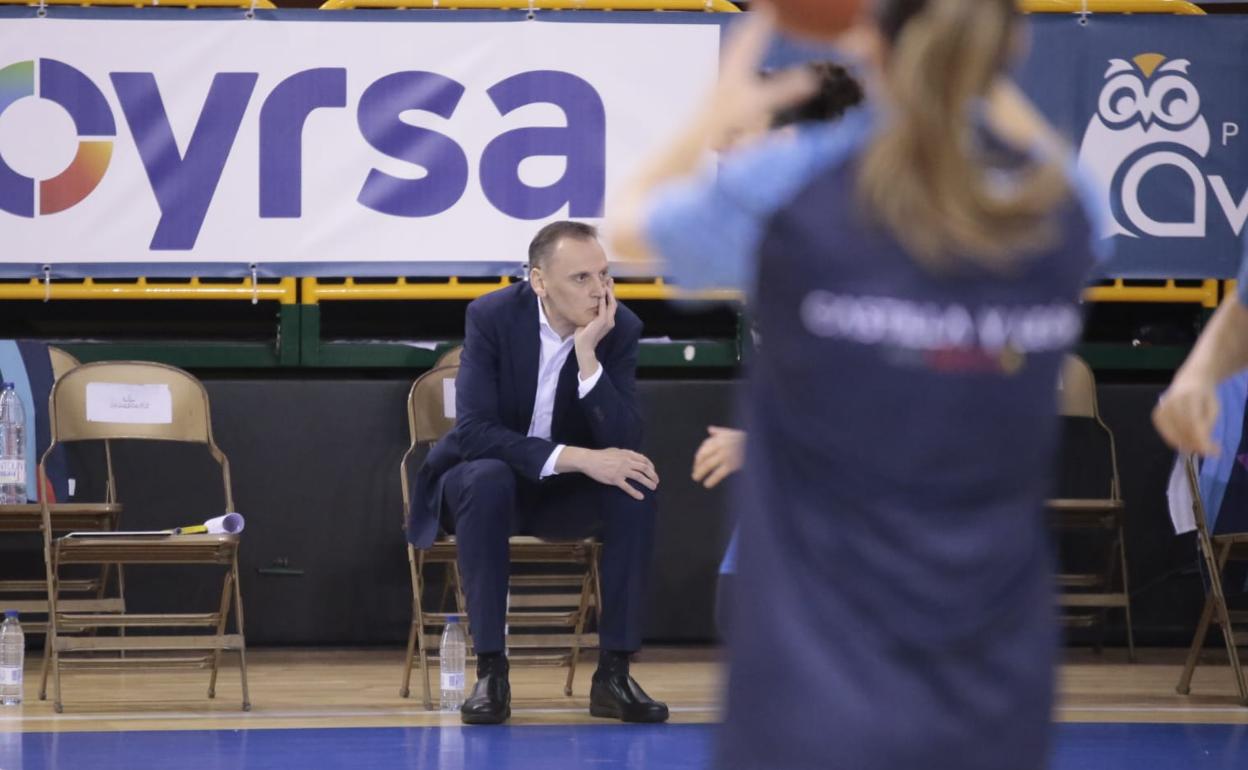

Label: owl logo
[1077,54,1210,238]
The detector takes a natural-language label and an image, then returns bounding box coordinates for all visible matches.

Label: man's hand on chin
[574,279,618,381]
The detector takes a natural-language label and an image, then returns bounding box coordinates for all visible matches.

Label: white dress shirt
[530,296,604,477]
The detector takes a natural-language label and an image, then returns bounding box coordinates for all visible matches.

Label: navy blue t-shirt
[645,109,1106,770]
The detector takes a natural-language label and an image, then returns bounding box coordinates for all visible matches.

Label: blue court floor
[2,722,1247,770]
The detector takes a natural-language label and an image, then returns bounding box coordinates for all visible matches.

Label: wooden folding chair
[37,361,248,712]
[398,357,600,709]
[433,346,462,368]
[1176,455,1248,704]
[47,346,79,381]
[1049,355,1135,661]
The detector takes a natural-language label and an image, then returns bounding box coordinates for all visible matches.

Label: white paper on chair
[1167,456,1196,535]
[85,383,173,424]
[442,379,457,420]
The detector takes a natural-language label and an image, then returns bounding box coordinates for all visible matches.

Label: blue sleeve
[1198,371,1248,527]
[1066,161,1115,280]
[642,109,872,291]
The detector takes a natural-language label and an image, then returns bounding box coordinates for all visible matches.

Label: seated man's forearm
[457,416,555,481]
[575,343,602,384]
[555,446,591,475]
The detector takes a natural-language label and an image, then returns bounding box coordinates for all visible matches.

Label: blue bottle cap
[447,615,459,624]
[3,610,17,619]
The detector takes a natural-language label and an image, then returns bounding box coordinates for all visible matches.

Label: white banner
[0,16,721,273]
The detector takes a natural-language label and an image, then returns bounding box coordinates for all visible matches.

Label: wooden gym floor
[2,646,1247,770]
[1,646,1247,731]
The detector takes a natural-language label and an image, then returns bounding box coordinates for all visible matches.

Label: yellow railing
[299,275,1218,305]
[302,276,513,304]
[301,276,1219,307]
[0,0,277,6]
[320,0,738,11]
[1019,0,1204,14]
[0,276,297,304]
[611,277,740,302]
[0,275,1215,308]
[1085,279,1220,308]
[301,276,740,304]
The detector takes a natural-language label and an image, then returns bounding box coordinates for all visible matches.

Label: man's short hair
[528,221,599,270]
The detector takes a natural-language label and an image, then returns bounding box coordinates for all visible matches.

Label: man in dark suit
[408,221,667,725]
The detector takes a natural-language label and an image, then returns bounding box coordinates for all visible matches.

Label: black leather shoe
[461,656,510,725]
[589,671,670,723]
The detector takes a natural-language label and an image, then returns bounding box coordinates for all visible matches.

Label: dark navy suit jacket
[406,281,645,548]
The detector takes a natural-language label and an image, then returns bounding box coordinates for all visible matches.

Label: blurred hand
[692,426,746,489]
[604,6,823,270]
[701,9,819,152]
[1153,377,1220,457]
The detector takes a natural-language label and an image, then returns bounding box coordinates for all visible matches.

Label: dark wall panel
[31,380,736,645]
[3,379,1205,648]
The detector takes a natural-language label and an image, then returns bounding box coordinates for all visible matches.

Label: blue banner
[1018,16,1248,278]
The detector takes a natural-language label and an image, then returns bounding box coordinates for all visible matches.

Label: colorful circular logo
[0,58,115,217]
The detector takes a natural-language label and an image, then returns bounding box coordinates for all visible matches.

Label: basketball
[768,0,866,39]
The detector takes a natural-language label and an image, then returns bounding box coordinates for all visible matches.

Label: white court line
[0,705,719,724]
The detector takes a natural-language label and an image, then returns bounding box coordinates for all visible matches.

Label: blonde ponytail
[859,0,1071,272]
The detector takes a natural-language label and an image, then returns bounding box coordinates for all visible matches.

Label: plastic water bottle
[439,616,467,711]
[0,610,23,706]
[0,384,27,505]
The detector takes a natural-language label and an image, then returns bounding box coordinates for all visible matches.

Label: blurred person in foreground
[609,2,1105,768]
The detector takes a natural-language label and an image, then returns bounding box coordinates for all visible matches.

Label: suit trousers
[439,458,657,654]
